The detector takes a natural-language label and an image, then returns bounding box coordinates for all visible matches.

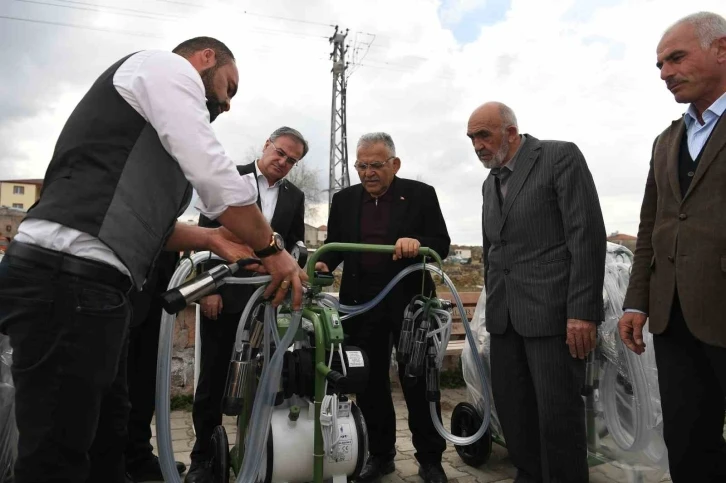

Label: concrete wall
[0,208,25,245]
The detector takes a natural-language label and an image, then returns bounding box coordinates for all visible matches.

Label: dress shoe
[356,455,395,482]
[418,461,447,483]
[513,469,542,483]
[183,460,211,483]
[127,454,186,481]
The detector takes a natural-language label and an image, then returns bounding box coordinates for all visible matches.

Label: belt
[6,242,132,292]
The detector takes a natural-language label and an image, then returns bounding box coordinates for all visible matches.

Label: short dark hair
[172,36,235,67]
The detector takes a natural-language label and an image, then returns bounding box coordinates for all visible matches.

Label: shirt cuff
[624,308,647,315]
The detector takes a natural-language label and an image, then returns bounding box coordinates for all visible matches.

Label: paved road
[152,386,671,483]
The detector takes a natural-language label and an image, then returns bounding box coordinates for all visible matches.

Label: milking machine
[156,242,492,483]
[451,242,669,482]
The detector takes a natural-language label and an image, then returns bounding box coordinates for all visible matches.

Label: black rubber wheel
[451,402,492,467]
[209,425,230,483]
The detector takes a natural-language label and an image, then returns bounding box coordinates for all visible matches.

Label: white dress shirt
[254,160,283,223]
[16,50,259,277]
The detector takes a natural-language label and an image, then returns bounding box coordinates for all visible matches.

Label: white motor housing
[265,400,368,483]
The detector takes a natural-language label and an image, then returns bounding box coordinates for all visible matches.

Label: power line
[53,0,186,19]
[151,0,335,28]
[241,9,334,28]
[0,13,165,38]
[14,0,178,22]
[347,31,375,79]
[12,0,331,43]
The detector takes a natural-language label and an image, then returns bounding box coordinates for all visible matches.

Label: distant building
[454,249,472,260]
[607,232,637,252]
[304,224,328,249]
[0,178,43,212]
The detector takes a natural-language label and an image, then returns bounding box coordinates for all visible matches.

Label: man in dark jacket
[316,132,451,483]
[185,127,307,483]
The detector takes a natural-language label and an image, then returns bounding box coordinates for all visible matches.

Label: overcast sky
[1,0,724,245]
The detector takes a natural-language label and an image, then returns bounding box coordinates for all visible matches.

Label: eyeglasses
[354,156,395,171]
[269,138,300,166]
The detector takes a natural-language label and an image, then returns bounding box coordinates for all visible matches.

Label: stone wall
[170,305,197,397]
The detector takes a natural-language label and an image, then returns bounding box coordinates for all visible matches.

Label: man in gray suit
[470,102,606,483]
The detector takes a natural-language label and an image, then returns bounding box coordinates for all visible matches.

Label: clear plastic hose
[156,253,207,483]
[235,308,302,483]
[337,262,491,444]
[156,253,273,483]
[597,243,667,468]
[338,264,434,320]
[423,264,491,445]
[232,285,266,352]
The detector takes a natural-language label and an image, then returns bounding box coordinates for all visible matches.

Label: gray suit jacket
[482,134,606,337]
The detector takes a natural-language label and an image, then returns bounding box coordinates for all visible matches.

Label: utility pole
[328,25,350,209]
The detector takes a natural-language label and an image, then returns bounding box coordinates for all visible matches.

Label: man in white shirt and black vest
[0,37,305,483]
[186,127,307,483]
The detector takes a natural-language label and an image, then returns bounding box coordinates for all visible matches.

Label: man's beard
[201,66,222,123]
[478,137,510,169]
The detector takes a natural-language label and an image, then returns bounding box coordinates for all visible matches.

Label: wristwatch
[254,232,285,258]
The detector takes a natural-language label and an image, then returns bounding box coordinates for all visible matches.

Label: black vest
[679,113,725,197]
[25,52,193,288]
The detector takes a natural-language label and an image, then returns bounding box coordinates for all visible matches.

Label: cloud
[0,0,723,245]
[439,0,490,26]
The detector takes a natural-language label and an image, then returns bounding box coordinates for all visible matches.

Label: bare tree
[286,162,323,221]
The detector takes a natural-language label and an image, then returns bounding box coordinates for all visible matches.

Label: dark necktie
[491,167,511,207]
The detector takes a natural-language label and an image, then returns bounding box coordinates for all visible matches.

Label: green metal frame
[227,242,443,483]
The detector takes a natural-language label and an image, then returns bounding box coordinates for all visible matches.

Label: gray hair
[666,12,726,49]
[270,126,309,159]
[357,132,396,157]
[498,103,518,130]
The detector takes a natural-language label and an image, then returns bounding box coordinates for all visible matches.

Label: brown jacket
[624,114,726,347]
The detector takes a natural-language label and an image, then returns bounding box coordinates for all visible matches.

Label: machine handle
[306,242,442,279]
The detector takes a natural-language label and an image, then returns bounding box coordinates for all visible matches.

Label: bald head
[467,102,521,169]
[470,102,518,129]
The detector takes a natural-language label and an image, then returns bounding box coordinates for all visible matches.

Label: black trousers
[654,294,726,483]
[190,309,242,462]
[490,323,587,483]
[343,285,446,465]
[124,294,165,468]
[0,254,131,483]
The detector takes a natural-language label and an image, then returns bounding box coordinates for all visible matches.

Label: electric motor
[282,345,370,399]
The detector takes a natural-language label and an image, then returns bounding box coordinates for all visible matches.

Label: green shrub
[170,395,194,412]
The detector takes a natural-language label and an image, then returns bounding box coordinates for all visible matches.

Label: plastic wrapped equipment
[0,334,16,483]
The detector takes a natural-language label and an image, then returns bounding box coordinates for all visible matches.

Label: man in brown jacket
[619,12,726,483]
